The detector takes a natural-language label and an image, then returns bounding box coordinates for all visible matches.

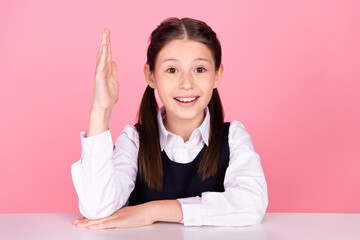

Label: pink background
[1,0,359,213]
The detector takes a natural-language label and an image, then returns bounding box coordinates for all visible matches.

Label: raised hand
[86,28,119,137]
[92,28,119,111]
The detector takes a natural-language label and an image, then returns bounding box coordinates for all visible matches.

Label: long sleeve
[71,125,139,219]
[177,120,269,226]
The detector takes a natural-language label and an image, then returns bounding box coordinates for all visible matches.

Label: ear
[144,63,157,89]
[213,64,224,89]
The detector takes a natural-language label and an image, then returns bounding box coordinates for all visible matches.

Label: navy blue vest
[128,122,230,206]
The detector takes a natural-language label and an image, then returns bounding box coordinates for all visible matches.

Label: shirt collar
[157,105,210,151]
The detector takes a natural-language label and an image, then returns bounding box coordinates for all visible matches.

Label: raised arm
[88,28,119,137]
[71,29,138,220]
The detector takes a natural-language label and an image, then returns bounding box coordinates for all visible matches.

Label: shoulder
[228,120,255,152]
[114,124,140,150]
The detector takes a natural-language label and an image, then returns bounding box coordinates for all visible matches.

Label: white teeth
[175,97,197,102]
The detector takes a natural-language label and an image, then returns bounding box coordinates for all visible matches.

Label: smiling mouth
[174,96,199,103]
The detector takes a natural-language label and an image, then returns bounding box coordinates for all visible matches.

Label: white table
[0,213,359,240]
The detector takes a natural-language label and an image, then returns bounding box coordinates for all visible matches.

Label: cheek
[156,77,177,92]
[198,80,216,94]
[197,82,216,104]
[156,84,174,104]
[156,92,167,106]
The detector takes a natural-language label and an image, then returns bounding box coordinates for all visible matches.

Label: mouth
[174,96,199,103]
[173,96,200,107]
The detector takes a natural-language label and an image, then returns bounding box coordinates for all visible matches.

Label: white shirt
[71,106,268,226]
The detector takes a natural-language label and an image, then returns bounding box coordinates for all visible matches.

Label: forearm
[87,107,112,137]
[146,200,183,223]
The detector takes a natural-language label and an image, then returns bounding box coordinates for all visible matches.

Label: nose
[179,72,194,89]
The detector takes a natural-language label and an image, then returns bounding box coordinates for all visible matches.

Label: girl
[71,17,268,230]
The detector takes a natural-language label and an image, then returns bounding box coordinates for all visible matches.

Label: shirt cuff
[177,196,202,226]
[80,129,113,167]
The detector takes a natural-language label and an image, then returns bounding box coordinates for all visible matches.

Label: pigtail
[136,86,163,191]
[198,88,224,181]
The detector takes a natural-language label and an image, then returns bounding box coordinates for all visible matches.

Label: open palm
[92,28,119,111]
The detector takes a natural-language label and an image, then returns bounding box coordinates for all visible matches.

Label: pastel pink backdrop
[0,0,359,213]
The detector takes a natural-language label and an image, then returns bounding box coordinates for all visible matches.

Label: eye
[195,67,206,73]
[166,67,177,74]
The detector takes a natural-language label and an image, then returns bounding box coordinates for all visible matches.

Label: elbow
[237,207,267,226]
[222,208,266,227]
[235,194,269,226]
[250,179,269,225]
[78,200,119,220]
[250,209,266,225]
[249,195,269,225]
[78,203,105,220]
[73,177,127,220]
[218,199,268,227]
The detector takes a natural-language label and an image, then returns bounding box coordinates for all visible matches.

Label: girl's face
[144,39,223,125]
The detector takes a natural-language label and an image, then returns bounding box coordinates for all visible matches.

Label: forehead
[157,39,213,64]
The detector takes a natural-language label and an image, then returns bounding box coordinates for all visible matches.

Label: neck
[163,110,205,142]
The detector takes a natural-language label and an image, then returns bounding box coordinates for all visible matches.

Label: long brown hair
[136,17,224,191]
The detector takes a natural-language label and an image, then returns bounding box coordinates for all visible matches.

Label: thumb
[112,61,118,77]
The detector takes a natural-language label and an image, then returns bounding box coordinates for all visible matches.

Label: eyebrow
[161,58,211,63]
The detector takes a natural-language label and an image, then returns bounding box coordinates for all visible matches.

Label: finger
[76,218,88,224]
[99,44,107,67]
[112,61,118,78]
[73,216,86,224]
[97,29,108,63]
[75,214,118,228]
[107,39,112,63]
[95,44,107,77]
[106,31,112,63]
[75,219,101,228]
[88,218,120,230]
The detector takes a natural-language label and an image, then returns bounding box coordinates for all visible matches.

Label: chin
[174,108,204,120]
